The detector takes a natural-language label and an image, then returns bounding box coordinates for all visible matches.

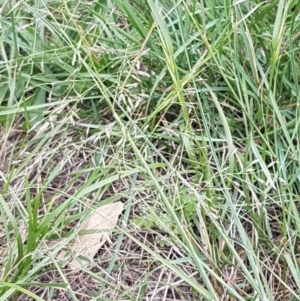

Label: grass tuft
[0,0,299,300]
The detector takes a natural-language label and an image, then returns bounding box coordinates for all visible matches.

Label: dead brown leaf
[61,202,124,272]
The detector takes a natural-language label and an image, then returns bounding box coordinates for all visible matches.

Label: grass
[0,0,299,300]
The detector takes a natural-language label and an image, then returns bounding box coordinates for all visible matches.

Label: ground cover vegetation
[0,0,300,300]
